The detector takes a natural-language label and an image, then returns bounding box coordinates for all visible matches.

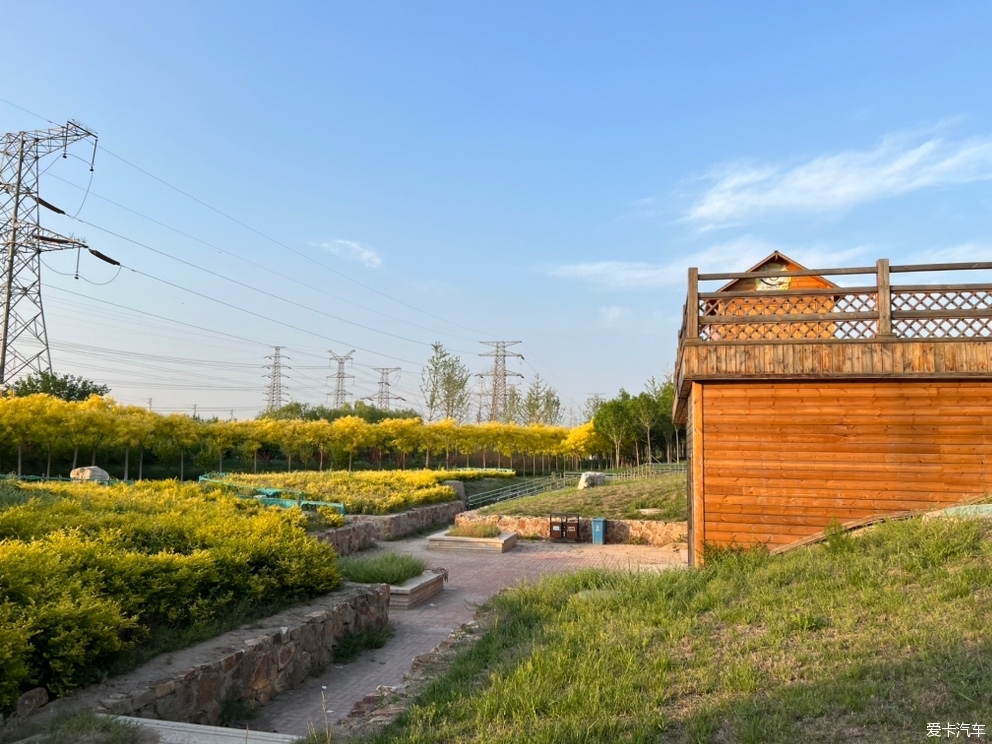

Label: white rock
[441,480,466,501]
[577,472,606,490]
[70,466,111,481]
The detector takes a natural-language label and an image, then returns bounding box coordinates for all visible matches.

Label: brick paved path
[252,536,687,737]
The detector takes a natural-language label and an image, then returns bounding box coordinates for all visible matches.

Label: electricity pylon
[367,367,403,410]
[0,120,98,384]
[327,349,355,407]
[478,341,523,421]
[265,346,288,409]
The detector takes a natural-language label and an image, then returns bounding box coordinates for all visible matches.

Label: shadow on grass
[675,639,992,744]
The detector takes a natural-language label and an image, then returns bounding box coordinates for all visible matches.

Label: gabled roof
[718,251,839,293]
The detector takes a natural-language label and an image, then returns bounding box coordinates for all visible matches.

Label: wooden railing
[680,259,992,344]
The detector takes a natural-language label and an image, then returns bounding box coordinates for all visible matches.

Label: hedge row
[0,480,341,710]
[223,468,513,514]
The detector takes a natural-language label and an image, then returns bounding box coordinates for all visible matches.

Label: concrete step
[106,716,301,743]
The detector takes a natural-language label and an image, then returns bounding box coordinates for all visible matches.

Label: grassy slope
[366,517,992,743]
[477,474,687,522]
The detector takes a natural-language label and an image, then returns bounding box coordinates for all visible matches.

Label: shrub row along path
[253,535,688,737]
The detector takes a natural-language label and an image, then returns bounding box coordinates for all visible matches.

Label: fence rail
[679,259,992,346]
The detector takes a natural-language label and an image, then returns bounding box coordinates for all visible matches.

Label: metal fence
[466,461,686,510]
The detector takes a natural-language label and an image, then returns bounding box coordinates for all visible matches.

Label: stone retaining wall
[94,584,389,726]
[455,512,686,547]
[348,500,465,541]
[315,521,377,556]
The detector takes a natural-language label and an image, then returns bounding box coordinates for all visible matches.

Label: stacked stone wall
[94,584,389,725]
[455,512,686,547]
[348,500,465,541]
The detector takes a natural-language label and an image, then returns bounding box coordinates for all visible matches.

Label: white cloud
[552,238,781,289]
[551,239,873,290]
[598,305,632,325]
[321,239,382,268]
[687,129,992,228]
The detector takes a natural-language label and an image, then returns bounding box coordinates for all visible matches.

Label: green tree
[8,371,109,401]
[522,374,563,426]
[594,390,636,468]
[421,342,472,422]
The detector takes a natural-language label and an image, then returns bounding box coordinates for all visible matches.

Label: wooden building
[673,253,992,567]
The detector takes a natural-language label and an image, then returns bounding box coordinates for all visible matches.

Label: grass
[338,551,429,585]
[447,523,502,538]
[364,516,992,743]
[477,474,687,522]
[0,710,154,744]
[334,624,396,664]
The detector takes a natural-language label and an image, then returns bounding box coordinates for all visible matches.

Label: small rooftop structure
[673,254,992,567]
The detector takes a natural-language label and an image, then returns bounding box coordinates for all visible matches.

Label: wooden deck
[674,259,992,422]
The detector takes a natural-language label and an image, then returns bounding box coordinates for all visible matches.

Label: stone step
[104,716,300,743]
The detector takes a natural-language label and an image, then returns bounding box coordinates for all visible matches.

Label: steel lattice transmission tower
[367,367,404,410]
[327,349,355,407]
[478,341,523,421]
[0,121,98,385]
[264,346,288,409]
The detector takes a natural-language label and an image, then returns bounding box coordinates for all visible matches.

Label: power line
[47,170,483,344]
[69,215,477,353]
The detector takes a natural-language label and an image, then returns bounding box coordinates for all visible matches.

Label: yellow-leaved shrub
[0,479,341,711]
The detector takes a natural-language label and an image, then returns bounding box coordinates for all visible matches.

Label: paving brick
[252,537,686,736]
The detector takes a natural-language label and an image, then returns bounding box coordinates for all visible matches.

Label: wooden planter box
[427,530,518,553]
[389,570,445,610]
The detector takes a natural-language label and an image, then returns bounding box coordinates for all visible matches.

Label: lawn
[476,474,687,522]
[364,516,992,743]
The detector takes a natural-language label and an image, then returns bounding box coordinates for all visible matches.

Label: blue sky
[3,2,992,418]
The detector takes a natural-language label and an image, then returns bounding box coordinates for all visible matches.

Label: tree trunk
[254,450,258,474]
[348,452,353,471]
[287,453,292,471]
[72,445,79,470]
[124,445,130,481]
[319,449,324,471]
[91,448,97,465]
[180,451,185,481]
[46,447,52,478]
[138,449,144,480]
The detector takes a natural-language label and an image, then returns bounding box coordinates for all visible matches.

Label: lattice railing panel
[892,289,992,313]
[892,290,992,338]
[698,292,877,342]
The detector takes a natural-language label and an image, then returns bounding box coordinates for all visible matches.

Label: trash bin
[591,517,607,545]
[550,513,581,541]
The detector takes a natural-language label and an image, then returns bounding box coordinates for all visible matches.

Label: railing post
[876,258,893,337]
[687,267,699,339]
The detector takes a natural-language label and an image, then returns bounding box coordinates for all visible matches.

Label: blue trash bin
[591,517,607,545]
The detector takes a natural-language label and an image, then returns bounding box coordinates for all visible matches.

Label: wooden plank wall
[699,380,992,556]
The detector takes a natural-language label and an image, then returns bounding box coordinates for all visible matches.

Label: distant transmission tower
[367,367,403,410]
[265,346,288,409]
[1,120,99,384]
[327,349,355,407]
[478,341,523,421]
